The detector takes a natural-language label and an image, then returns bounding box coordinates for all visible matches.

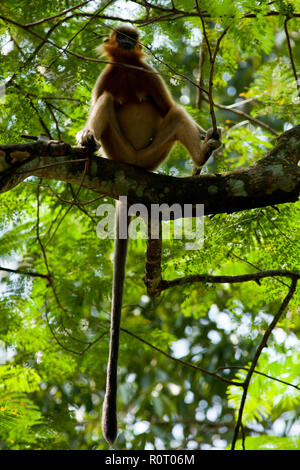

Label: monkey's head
[114,25,139,50]
[99,25,145,60]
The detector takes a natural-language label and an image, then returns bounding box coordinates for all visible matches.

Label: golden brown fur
[77,25,221,170]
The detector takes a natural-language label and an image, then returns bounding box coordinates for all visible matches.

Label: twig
[120,327,241,386]
[196,44,206,109]
[8,28,26,58]
[205,97,279,136]
[0,266,49,280]
[45,101,70,118]
[40,96,85,103]
[68,184,97,222]
[209,27,230,132]
[230,277,298,450]
[44,158,89,248]
[25,0,94,27]
[46,325,109,356]
[44,204,66,241]
[28,100,52,139]
[0,13,208,95]
[0,13,109,65]
[44,310,85,355]
[45,102,62,140]
[74,10,188,28]
[36,180,64,311]
[36,179,90,346]
[216,365,300,391]
[44,203,74,248]
[47,0,115,68]
[197,9,229,133]
[130,1,300,18]
[283,17,300,97]
[5,15,72,88]
[46,183,104,206]
[262,212,294,244]
[226,98,255,109]
[230,253,290,288]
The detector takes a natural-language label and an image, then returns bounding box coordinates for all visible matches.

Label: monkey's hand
[76,129,101,152]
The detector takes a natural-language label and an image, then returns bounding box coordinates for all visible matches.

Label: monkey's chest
[115,101,162,150]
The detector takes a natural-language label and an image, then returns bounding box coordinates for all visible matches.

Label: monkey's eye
[103,38,109,43]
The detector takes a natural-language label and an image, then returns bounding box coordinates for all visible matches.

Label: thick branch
[0,126,299,217]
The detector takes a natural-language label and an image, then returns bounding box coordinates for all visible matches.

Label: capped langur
[77,25,222,445]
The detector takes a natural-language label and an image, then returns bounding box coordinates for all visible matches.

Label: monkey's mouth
[118,39,136,50]
[116,33,137,50]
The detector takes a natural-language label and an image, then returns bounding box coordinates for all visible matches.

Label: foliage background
[0,0,299,450]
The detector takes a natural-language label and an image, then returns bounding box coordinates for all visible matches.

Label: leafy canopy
[0,0,299,451]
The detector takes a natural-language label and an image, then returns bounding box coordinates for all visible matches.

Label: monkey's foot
[201,126,222,162]
[192,127,223,176]
[206,137,222,152]
[205,126,222,150]
[76,129,101,152]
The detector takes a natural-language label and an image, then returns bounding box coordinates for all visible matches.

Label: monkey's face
[115,30,138,50]
[99,26,144,60]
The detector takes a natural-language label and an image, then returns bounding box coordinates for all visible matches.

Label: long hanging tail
[102,199,129,446]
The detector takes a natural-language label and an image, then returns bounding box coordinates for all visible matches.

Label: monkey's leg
[165,107,221,168]
[138,105,221,170]
[77,92,136,163]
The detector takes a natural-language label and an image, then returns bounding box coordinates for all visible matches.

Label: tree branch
[1,126,299,218]
[160,269,300,292]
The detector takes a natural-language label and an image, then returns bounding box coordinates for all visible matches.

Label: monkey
[76,24,221,445]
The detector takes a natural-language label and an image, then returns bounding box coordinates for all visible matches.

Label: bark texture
[0,126,299,217]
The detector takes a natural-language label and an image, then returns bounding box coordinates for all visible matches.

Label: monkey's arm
[77,91,137,163]
[76,68,111,150]
[143,64,175,116]
[91,66,111,107]
[143,64,207,139]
